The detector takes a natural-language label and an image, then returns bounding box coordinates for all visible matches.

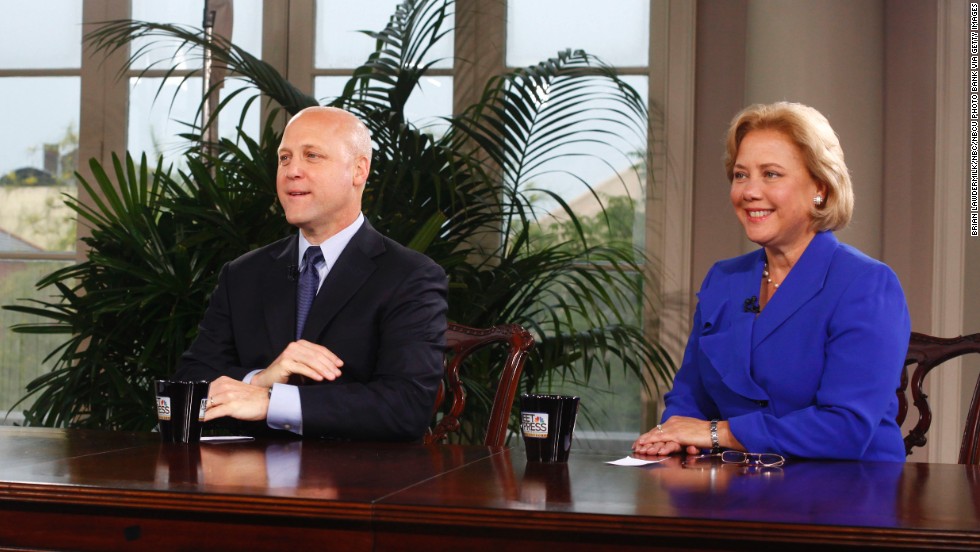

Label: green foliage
[3,0,674,440]
[529,194,638,255]
[4,142,288,429]
[0,261,73,420]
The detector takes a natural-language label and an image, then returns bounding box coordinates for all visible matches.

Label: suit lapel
[699,250,768,401]
[752,231,837,350]
[263,235,299,353]
[300,220,384,341]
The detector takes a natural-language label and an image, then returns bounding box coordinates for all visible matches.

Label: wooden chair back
[425,323,535,447]
[896,332,980,463]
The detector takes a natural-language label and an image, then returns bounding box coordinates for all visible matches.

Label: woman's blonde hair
[723,102,853,231]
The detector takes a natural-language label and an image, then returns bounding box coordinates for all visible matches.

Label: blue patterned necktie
[295,246,324,339]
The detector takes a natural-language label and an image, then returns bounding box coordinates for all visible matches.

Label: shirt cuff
[243,369,261,384]
[267,383,303,435]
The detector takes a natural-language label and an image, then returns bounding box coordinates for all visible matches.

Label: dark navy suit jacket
[663,231,909,461]
[176,219,448,441]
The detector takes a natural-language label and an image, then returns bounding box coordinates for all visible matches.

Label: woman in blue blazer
[633,102,909,461]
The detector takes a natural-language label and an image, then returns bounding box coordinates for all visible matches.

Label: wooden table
[0,427,977,550]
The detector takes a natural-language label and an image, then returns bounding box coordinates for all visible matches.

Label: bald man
[176,107,448,441]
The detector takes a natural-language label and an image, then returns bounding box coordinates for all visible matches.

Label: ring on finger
[656,424,664,432]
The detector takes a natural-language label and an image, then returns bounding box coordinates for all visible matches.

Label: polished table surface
[0,426,978,550]
[377,447,980,550]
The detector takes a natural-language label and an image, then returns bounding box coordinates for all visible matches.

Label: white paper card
[606,456,669,466]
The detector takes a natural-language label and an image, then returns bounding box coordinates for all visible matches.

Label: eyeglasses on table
[684,450,786,468]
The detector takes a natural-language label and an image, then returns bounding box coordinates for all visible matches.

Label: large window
[0,1,82,423]
[128,0,264,168]
[505,0,652,439]
[0,0,671,437]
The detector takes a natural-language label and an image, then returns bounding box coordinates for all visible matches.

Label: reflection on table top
[375,443,980,550]
[381,447,980,527]
[1,426,978,549]
[0,426,497,518]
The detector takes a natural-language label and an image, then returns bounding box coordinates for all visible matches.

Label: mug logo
[156,396,171,420]
[521,412,549,438]
[198,398,208,421]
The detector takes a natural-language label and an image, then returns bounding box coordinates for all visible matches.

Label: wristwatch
[709,419,721,454]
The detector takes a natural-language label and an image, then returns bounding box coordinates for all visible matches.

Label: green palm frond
[339,0,454,115]
[452,49,646,222]
[86,19,317,121]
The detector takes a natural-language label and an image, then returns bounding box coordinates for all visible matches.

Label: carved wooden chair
[896,332,980,464]
[425,323,535,447]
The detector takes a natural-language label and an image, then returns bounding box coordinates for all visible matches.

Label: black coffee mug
[520,394,579,463]
[155,380,210,443]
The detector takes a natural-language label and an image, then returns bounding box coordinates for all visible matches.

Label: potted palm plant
[4,0,673,442]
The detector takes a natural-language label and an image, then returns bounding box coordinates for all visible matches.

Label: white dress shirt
[245,214,365,435]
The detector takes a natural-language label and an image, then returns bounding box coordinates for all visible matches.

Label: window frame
[1,0,693,433]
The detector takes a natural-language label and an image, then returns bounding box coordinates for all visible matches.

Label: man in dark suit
[175,106,448,441]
